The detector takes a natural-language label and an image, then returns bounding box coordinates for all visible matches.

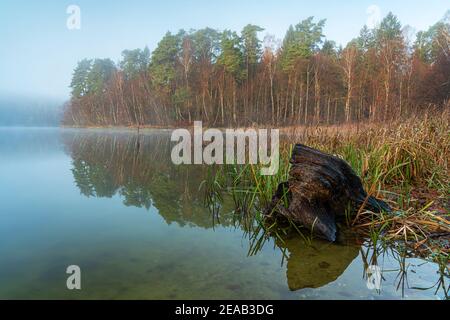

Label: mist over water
[0,95,63,127]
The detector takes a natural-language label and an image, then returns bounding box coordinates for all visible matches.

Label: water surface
[0,127,447,299]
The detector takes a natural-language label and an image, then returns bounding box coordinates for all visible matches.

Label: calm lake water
[0,127,447,299]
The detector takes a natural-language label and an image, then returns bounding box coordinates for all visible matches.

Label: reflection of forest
[62,131,234,229]
[62,130,360,291]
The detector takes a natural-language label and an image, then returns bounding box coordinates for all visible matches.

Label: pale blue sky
[0,0,448,100]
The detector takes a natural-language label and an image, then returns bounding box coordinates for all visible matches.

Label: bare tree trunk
[304,68,310,124]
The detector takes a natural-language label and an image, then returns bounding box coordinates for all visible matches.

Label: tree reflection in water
[62,130,449,297]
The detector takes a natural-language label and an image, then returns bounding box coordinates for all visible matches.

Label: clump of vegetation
[203,113,450,263]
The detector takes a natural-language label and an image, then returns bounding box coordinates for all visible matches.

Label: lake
[0,127,447,299]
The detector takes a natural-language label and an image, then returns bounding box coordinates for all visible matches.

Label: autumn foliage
[63,13,450,127]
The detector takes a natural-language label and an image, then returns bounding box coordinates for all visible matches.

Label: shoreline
[59,122,384,135]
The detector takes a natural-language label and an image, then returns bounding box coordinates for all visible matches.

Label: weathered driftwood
[265,144,391,242]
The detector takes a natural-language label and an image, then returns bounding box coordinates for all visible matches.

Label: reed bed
[289,113,449,258]
[202,112,450,263]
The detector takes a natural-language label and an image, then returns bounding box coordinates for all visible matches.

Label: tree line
[64,132,235,228]
[63,12,450,127]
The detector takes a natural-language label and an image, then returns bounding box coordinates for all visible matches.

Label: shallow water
[0,127,447,299]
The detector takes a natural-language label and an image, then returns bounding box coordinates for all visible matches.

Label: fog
[0,94,63,126]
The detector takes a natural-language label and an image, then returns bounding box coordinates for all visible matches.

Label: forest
[63,12,450,127]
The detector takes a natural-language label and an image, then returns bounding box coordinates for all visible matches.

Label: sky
[0,0,448,101]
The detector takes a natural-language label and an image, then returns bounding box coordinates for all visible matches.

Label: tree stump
[265,144,391,242]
